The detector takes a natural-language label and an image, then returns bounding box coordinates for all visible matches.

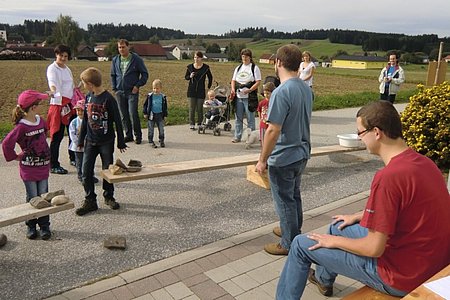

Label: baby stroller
[198,84,232,136]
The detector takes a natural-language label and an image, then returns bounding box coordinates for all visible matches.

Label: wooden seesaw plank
[101,145,365,184]
[0,201,74,228]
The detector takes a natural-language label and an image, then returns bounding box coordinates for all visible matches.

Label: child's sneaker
[26,226,38,240]
[40,226,51,240]
[105,197,120,210]
[75,200,98,216]
[160,142,165,148]
[150,142,158,148]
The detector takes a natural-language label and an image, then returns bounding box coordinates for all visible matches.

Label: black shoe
[105,197,120,210]
[308,269,333,296]
[124,136,134,143]
[40,226,51,240]
[51,166,68,175]
[160,142,165,148]
[135,139,142,144]
[75,200,98,216]
[150,142,158,149]
[26,226,38,239]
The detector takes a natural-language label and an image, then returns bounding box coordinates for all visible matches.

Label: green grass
[160,38,371,61]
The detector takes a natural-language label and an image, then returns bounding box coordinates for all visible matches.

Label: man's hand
[255,161,267,175]
[331,213,361,230]
[132,86,139,94]
[307,233,336,250]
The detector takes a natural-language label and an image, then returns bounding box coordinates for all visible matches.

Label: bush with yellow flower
[400,81,450,171]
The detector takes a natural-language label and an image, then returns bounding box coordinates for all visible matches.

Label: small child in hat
[2,90,52,240]
[257,82,275,145]
[68,99,99,184]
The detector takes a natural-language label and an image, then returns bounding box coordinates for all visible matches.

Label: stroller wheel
[224,123,231,131]
[198,127,202,134]
[202,127,206,134]
[217,128,221,136]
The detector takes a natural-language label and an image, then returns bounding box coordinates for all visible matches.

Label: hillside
[160,38,383,60]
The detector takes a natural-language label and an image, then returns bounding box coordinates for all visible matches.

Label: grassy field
[0,56,442,138]
[160,38,377,60]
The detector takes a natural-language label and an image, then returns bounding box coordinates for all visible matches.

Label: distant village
[1,29,449,69]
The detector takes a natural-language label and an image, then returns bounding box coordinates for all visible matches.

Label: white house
[172,46,206,60]
[0,30,7,41]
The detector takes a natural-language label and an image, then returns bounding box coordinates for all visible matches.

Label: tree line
[1,17,449,60]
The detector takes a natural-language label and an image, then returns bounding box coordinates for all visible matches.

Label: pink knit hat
[74,99,85,110]
[17,90,48,109]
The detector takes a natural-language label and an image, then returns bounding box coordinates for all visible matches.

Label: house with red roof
[130,43,167,60]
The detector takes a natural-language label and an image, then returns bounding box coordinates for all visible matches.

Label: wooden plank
[246,165,270,189]
[402,263,450,300]
[101,145,365,184]
[0,201,74,228]
[343,286,401,300]
[245,145,365,189]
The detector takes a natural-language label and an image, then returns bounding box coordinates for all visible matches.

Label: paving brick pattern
[45,192,369,300]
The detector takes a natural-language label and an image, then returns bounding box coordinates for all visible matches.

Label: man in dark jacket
[111,39,148,144]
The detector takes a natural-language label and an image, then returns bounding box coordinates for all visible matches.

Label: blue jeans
[269,159,307,250]
[82,140,114,202]
[147,113,165,143]
[24,179,49,228]
[276,222,407,299]
[234,97,255,140]
[75,151,84,181]
[189,97,204,126]
[116,91,142,140]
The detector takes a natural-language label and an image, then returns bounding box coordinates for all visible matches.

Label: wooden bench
[0,201,74,228]
[101,145,366,184]
[343,263,450,299]
[342,286,400,299]
[402,263,450,299]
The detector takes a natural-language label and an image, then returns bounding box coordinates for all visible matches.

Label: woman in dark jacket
[184,51,213,130]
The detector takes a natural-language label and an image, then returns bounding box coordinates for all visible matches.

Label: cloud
[1,0,449,37]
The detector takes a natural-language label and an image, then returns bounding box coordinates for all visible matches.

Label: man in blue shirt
[256,44,313,255]
[111,39,148,144]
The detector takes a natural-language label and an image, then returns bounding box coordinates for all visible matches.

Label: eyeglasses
[357,127,373,137]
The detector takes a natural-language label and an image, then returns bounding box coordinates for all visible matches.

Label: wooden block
[103,235,126,249]
[342,286,401,300]
[246,165,270,189]
[0,201,74,228]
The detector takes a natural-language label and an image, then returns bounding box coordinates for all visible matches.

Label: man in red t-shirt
[276,101,450,299]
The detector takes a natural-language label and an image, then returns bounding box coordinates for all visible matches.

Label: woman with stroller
[185,51,213,130]
[230,48,262,143]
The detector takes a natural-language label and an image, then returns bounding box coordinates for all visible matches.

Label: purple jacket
[2,116,50,181]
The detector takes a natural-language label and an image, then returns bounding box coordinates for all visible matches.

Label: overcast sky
[1,0,449,38]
